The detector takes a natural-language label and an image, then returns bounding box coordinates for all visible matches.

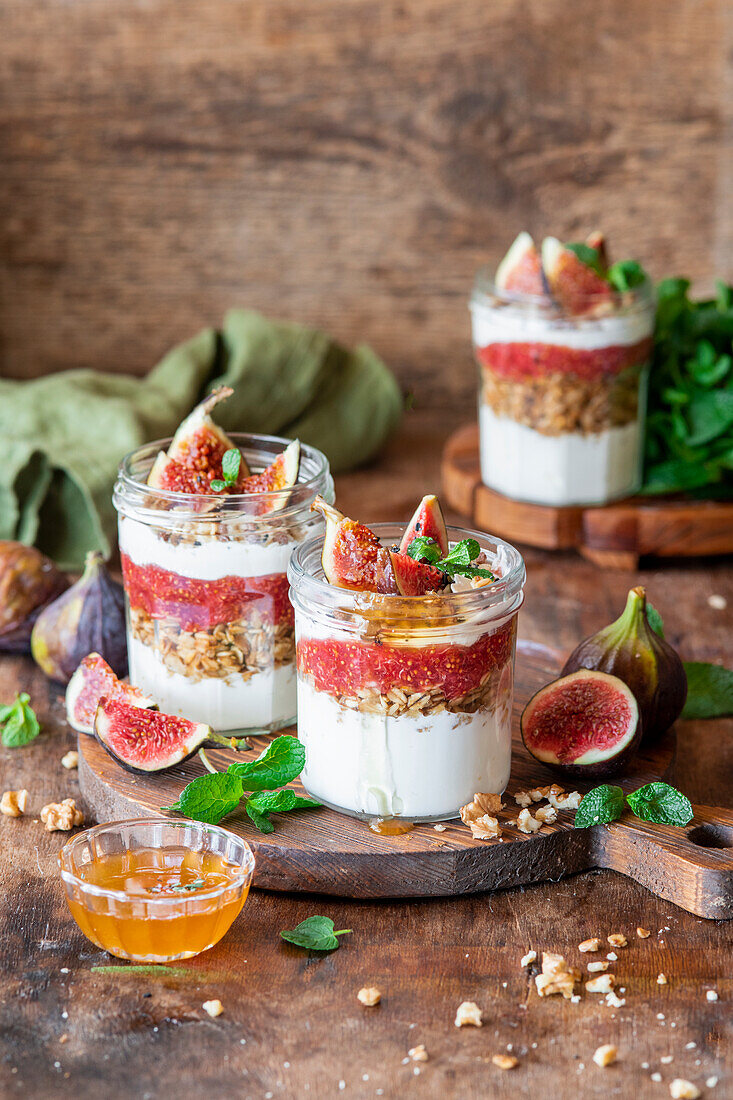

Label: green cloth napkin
[0,311,402,568]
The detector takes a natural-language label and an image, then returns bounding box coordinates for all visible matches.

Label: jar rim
[470,265,655,315]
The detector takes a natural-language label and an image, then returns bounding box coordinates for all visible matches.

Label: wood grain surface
[442,423,733,569]
[1,0,732,406]
[1,409,731,1098]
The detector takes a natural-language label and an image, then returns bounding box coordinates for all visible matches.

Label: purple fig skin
[0,542,69,653]
[521,669,642,780]
[561,587,687,745]
[30,552,128,685]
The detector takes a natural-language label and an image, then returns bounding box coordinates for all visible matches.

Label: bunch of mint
[406,537,496,582]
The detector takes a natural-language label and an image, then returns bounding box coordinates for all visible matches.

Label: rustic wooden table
[1,409,730,1099]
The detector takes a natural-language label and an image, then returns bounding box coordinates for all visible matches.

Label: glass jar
[288,525,525,822]
[113,434,334,733]
[470,271,655,507]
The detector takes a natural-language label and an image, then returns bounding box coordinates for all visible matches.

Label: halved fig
[495,232,546,296]
[389,550,447,596]
[241,439,301,513]
[65,653,157,735]
[312,496,396,593]
[541,236,612,316]
[147,387,250,493]
[94,697,210,773]
[399,495,449,557]
[520,669,641,779]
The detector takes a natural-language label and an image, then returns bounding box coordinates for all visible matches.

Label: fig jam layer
[297,619,515,701]
[477,337,652,383]
[121,555,292,632]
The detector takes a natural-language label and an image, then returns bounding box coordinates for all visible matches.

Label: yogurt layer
[470,302,653,351]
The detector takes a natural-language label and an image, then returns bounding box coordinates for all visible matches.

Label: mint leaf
[645,602,665,638]
[682,661,733,719]
[441,539,481,568]
[574,785,625,828]
[163,772,244,825]
[626,782,693,826]
[406,537,441,565]
[210,479,226,492]
[1,694,40,748]
[280,915,352,952]
[221,448,241,484]
[565,241,605,276]
[608,260,647,292]
[245,789,321,833]
[229,735,305,791]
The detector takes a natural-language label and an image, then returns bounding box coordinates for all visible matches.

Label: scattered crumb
[547,790,582,811]
[657,1013,665,1020]
[1,789,29,817]
[202,1000,223,1018]
[607,933,628,948]
[491,1054,518,1070]
[40,799,83,832]
[586,974,615,994]
[455,1001,482,1028]
[59,1035,68,1044]
[535,804,557,825]
[661,1055,674,1064]
[606,990,626,1008]
[588,961,610,973]
[706,1077,718,1088]
[637,927,651,939]
[520,950,537,968]
[570,995,581,1004]
[357,987,381,1007]
[593,1044,618,1068]
[535,953,580,1000]
[460,794,502,840]
[433,824,447,832]
[708,594,727,610]
[652,1072,662,1082]
[669,1081,701,1099]
[579,938,602,953]
[514,790,532,808]
[61,751,79,770]
[408,1045,428,1063]
[517,808,541,834]
[658,973,668,985]
[685,1043,697,1051]
[706,990,718,1002]
[607,952,618,961]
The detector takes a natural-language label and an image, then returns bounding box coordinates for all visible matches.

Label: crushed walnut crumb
[1,789,29,817]
[433,824,447,832]
[669,1081,701,1100]
[357,987,381,1007]
[529,784,564,803]
[454,1001,482,1028]
[607,933,628,948]
[408,1045,428,1063]
[579,938,602,953]
[40,799,83,832]
[202,1000,223,1018]
[637,927,651,939]
[535,953,580,999]
[706,990,718,1002]
[547,790,582,811]
[61,751,79,770]
[593,1044,618,1068]
[586,974,615,994]
[587,960,610,973]
[514,790,533,808]
[460,793,502,840]
[520,950,537,968]
[492,1054,519,1070]
[517,808,541,834]
[535,804,557,825]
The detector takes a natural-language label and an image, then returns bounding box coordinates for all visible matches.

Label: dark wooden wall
[1,0,730,407]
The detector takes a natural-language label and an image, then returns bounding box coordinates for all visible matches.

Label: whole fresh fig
[562,586,687,744]
[0,541,69,653]
[31,552,128,684]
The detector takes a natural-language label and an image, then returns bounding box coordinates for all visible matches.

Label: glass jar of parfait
[114,397,334,734]
[288,496,525,822]
[470,232,655,507]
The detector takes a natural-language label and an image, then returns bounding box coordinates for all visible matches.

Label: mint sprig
[406,537,495,582]
[575,780,693,829]
[1,693,40,748]
[280,916,352,952]
[210,448,242,492]
[608,259,647,292]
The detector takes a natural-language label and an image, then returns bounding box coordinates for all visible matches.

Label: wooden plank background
[0,0,731,408]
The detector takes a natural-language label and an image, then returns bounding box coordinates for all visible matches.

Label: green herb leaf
[574,785,625,828]
[222,448,241,484]
[406,536,442,565]
[1,693,40,748]
[626,782,693,826]
[608,259,647,292]
[407,536,495,581]
[682,661,733,719]
[170,879,206,893]
[210,479,226,492]
[163,772,244,825]
[565,241,605,276]
[245,789,321,833]
[229,735,306,792]
[645,602,665,638]
[280,915,352,952]
[441,539,481,568]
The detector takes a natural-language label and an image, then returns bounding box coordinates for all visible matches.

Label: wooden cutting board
[441,422,733,569]
[78,640,733,918]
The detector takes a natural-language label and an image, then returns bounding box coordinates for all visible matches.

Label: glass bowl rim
[58,817,255,905]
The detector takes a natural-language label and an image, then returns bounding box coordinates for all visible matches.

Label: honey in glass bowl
[59,819,254,962]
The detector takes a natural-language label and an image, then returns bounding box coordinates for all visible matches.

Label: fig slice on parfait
[147,387,250,493]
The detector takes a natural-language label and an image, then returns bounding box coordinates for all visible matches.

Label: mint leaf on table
[682,662,733,719]
[245,789,321,835]
[626,782,693,826]
[229,735,306,791]
[280,916,352,952]
[574,785,625,828]
[1,693,40,748]
[163,772,244,825]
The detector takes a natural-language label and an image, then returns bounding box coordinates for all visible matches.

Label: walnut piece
[460,793,502,840]
[547,790,582,811]
[454,1001,482,1027]
[514,790,533,808]
[408,1045,428,1062]
[579,938,602,953]
[535,804,557,825]
[1,789,29,817]
[492,1054,519,1070]
[657,973,668,985]
[61,751,79,770]
[669,1081,701,1100]
[40,798,83,832]
[587,960,610,973]
[607,933,628,948]
[529,784,563,802]
[636,926,651,939]
[357,986,381,1007]
[605,990,626,1008]
[586,974,615,994]
[535,953,580,999]
[202,999,223,1017]
[593,1044,618,1068]
[520,950,537,968]
[517,808,541,834]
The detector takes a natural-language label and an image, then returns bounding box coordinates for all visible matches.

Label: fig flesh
[541,236,612,316]
[389,550,447,596]
[399,494,449,557]
[94,697,210,773]
[31,552,127,685]
[562,586,687,745]
[521,669,641,779]
[147,387,250,494]
[0,541,69,653]
[312,496,396,593]
[241,439,301,512]
[585,229,609,269]
[65,653,157,735]
[495,232,546,296]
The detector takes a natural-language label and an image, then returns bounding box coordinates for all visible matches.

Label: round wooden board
[441,422,733,569]
[78,641,733,916]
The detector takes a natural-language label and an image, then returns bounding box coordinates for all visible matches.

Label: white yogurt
[129,637,296,731]
[479,403,642,506]
[297,677,512,820]
[470,302,651,351]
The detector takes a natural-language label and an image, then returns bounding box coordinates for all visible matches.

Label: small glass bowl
[59,819,255,962]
